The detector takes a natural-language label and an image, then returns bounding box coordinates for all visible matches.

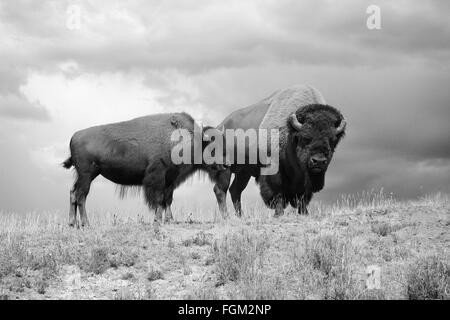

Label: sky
[0,0,449,216]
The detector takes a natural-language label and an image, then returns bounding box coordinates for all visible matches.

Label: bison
[213,86,346,216]
[63,112,228,227]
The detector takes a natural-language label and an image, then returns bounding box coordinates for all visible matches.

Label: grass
[0,190,448,299]
[291,234,364,299]
[213,228,269,285]
[146,265,164,281]
[182,231,212,247]
[211,228,287,299]
[304,234,350,277]
[406,256,449,300]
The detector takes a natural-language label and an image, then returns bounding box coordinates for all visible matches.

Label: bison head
[288,104,346,178]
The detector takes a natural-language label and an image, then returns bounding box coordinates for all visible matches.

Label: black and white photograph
[0,0,448,303]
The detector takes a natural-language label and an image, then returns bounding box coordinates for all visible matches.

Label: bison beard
[257,154,325,214]
[308,171,326,193]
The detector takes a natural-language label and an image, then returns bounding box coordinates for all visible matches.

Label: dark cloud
[2,0,450,78]
[318,152,450,203]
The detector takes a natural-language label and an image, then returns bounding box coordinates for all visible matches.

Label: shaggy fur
[260,85,327,153]
[260,85,326,130]
[258,103,346,214]
[213,85,346,216]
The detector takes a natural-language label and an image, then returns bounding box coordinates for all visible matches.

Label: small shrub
[147,267,164,282]
[29,251,58,279]
[109,250,138,268]
[35,278,48,295]
[183,264,192,276]
[190,252,201,260]
[84,247,138,274]
[186,285,218,300]
[305,234,348,277]
[7,277,30,293]
[0,237,29,278]
[238,275,285,300]
[213,229,269,285]
[323,268,360,300]
[121,272,135,281]
[371,222,392,237]
[304,234,362,299]
[86,247,110,274]
[204,256,214,266]
[182,232,212,247]
[406,257,449,300]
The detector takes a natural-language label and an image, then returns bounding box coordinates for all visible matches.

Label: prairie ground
[0,192,448,300]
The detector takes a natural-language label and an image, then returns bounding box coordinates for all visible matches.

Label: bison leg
[165,206,173,223]
[143,183,165,223]
[70,164,98,227]
[163,189,174,223]
[298,193,312,215]
[68,188,78,227]
[213,170,231,218]
[142,162,166,223]
[74,173,98,227]
[274,197,285,217]
[229,172,251,217]
[154,207,164,223]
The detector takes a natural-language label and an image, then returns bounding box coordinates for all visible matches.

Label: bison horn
[289,113,303,131]
[336,117,346,134]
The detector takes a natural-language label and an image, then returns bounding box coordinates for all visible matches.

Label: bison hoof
[68,221,78,228]
[298,208,309,215]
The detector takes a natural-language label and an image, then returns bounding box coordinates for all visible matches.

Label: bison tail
[62,157,73,169]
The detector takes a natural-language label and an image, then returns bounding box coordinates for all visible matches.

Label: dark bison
[63,112,227,227]
[213,87,346,216]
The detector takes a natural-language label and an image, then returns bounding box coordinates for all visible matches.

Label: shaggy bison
[63,112,227,227]
[213,85,346,216]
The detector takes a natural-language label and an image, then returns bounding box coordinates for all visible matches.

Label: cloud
[2,0,449,80]
[0,93,50,121]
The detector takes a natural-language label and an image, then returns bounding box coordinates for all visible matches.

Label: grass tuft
[406,256,449,300]
[213,228,269,285]
[182,231,212,247]
[147,266,164,282]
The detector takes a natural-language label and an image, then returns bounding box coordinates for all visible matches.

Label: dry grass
[406,256,449,300]
[0,191,448,300]
[213,228,269,285]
